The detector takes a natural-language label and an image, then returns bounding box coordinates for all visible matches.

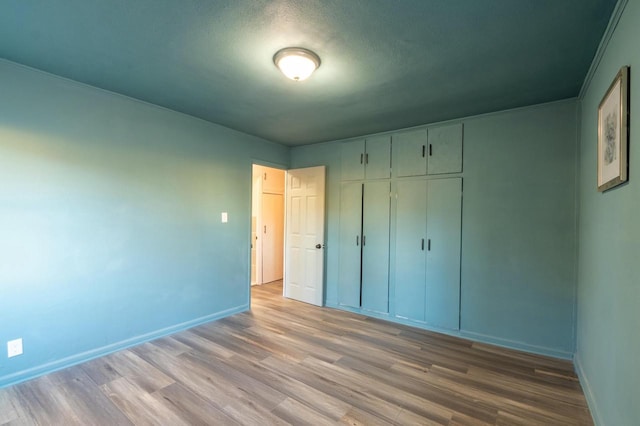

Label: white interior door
[284,166,325,306]
[261,193,284,283]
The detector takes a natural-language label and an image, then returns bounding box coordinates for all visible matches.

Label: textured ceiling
[0,0,617,145]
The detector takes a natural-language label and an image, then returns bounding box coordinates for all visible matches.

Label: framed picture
[598,66,630,192]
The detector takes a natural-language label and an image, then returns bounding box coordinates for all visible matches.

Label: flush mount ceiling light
[273,47,321,81]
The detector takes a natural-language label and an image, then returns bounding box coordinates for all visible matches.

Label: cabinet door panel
[425,178,462,330]
[262,167,285,194]
[338,182,363,308]
[361,181,390,313]
[341,140,365,181]
[427,123,463,175]
[394,180,427,321]
[364,135,391,179]
[394,129,427,177]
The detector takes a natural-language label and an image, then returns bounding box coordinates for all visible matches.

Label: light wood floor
[0,281,593,425]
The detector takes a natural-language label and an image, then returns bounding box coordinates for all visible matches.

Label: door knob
[315,244,323,249]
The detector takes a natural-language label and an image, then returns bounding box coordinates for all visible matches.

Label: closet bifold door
[394,179,427,321]
[338,181,363,308]
[425,177,462,330]
[361,181,391,313]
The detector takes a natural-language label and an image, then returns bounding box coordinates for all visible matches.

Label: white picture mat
[599,79,621,185]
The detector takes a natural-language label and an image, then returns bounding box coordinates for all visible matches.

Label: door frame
[249,161,287,303]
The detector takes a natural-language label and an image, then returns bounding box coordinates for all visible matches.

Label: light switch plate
[7,338,23,358]
[221,212,228,223]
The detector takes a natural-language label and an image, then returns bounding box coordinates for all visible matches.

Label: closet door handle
[422,145,425,157]
[362,235,366,246]
[427,239,431,251]
[429,144,433,156]
[356,235,359,246]
[421,238,425,251]
[360,153,363,164]
[365,153,369,164]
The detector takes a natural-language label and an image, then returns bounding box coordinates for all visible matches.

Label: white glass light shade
[273,47,321,81]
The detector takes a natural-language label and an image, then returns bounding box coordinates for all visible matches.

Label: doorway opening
[251,164,285,287]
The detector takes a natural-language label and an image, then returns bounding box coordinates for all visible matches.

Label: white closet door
[262,193,284,283]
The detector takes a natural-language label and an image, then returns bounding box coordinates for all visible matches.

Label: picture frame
[598,66,630,192]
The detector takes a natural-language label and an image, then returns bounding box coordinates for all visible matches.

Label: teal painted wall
[575,1,640,424]
[0,59,288,387]
[291,100,578,358]
[461,101,577,356]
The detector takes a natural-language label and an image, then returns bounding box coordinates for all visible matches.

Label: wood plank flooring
[0,281,593,425]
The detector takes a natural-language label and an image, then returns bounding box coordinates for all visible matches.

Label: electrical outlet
[221,212,228,223]
[7,338,23,358]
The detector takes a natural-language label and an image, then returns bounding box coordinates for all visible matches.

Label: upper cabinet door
[262,167,285,194]
[341,139,365,181]
[427,123,463,175]
[364,135,391,180]
[393,129,428,177]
